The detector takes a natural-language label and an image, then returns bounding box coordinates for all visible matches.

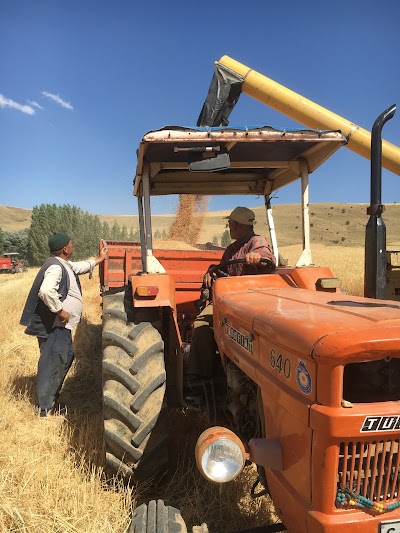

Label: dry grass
[0,243,366,532]
[281,243,365,296]
[0,270,133,532]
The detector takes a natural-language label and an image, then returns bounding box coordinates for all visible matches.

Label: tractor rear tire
[102,288,168,481]
[130,500,188,533]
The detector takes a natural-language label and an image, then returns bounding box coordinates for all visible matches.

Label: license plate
[380,520,400,533]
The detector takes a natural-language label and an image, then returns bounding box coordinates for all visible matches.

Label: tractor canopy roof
[133,125,346,197]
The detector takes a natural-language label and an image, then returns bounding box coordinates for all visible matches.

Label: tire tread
[102,289,168,480]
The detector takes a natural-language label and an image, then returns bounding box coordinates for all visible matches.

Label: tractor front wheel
[130,500,208,533]
[102,288,168,481]
[130,500,187,533]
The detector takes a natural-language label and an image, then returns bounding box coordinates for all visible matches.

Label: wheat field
[0,269,133,532]
[0,244,365,532]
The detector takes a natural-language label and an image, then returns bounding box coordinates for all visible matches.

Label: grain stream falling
[168,195,208,245]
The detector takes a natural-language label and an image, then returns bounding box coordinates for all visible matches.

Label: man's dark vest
[20,257,70,338]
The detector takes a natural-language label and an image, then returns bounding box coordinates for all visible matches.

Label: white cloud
[42,91,74,110]
[27,100,44,110]
[0,94,35,115]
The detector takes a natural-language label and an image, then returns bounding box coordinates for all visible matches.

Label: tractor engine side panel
[256,339,316,521]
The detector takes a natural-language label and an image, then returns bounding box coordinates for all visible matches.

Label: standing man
[186,207,276,386]
[20,232,108,417]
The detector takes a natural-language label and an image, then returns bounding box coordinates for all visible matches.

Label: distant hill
[0,206,32,232]
[1,203,399,248]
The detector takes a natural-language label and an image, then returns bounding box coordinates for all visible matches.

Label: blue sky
[1,0,399,216]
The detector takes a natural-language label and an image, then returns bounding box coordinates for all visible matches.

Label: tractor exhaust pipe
[364,104,396,299]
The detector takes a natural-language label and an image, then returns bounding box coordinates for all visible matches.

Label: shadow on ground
[11,373,37,405]
[11,318,106,470]
[60,318,105,468]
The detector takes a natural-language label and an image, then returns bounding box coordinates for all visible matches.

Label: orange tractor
[100,69,400,532]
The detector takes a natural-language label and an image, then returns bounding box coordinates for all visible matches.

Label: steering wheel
[208,258,275,280]
[196,258,275,312]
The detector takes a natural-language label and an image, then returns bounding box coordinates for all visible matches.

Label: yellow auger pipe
[218,55,400,176]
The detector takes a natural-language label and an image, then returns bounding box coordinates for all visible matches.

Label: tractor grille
[338,440,400,502]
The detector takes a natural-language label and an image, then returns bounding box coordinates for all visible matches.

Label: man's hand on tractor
[96,247,109,265]
[203,272,213,288]
[245,251,262,264]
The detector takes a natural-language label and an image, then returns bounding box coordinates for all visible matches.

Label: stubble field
[0,243,368,531]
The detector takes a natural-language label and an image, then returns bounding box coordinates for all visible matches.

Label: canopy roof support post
[137,195,147,273]
[265,196,279,265]
[142,163,153,271]
[296,159,312,267]
[141,162,166,275]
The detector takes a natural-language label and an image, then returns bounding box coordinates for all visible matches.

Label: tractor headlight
[195,427,246,483]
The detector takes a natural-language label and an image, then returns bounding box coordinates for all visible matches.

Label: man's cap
[224,206,256,225]
[48,232,71,252]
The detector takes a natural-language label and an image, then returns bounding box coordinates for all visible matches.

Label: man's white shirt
[38,257,95,330]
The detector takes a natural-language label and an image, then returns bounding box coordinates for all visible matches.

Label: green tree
[121,225,128,240]
[27,205,50,265]
[154,228,161,239]
[3,229,29,259]
[102,222,110,240]
[111,220,121,240]
[162,229,167,239]
[47,203,59,231]
[87,215,103,255]
[73,211,89,259]
[212,235,219,245]
[59,204,75,234]
[27,203,103,265]
[221,229,231,247]
[69,206,83,247]
[0,228,4,256]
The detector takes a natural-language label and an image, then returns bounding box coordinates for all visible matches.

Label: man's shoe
[54,404,68,416]
[38,407,54,418]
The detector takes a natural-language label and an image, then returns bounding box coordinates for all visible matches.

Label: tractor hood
[213,273,400,365]
[133,126,346,196]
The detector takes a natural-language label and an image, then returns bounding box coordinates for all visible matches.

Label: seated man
[186,206,276,385]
